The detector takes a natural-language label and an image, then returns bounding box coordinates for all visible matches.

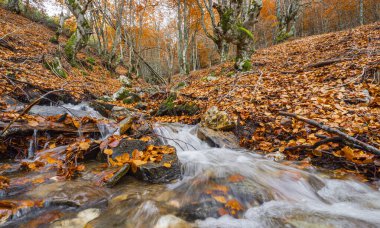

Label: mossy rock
[112,87,130,100]
[156,93,199,116]
[123,93,141,104]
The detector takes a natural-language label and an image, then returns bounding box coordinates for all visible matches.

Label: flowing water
[2,120,380,227]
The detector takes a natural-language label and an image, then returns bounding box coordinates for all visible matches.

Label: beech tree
[64,0,93,64]
[196,0,229,62]
[213,0,263,71]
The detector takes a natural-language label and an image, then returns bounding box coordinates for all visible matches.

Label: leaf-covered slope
[0,8,121,101]
[156,22,380,180]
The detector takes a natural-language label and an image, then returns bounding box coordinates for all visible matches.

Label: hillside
[0,8,121,102]
[152,22,380,180]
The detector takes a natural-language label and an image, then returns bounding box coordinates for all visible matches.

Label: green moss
[242,60,252,72]
[43,57,67,78]
[156,93,199,116]
[123,93,141,104]
[221,9,233,32]
[49,35,59,44]
[87,57,96,65]
[64,32,77,64]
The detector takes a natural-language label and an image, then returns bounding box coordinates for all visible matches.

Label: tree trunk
[64,0,92,64]
[217,39,229,63]
[235,39,254,71]
[7,0,20,14]
[359,0,364,25]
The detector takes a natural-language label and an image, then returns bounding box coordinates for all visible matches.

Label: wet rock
[118,115,135,135]
[265,151,286,161]
[104,164,131,187]
[52,208,100,228]
[111,139,150,159]
[119,75,132,87]
[135,147,181,183]
[26,181,109,207]
[202,106,235,131]
[154,214,191,228]
[179,199,220,221]
[112,87,130,100]
[89,100,114,118]
[197,126,239,149]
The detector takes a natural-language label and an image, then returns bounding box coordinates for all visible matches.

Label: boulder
[156,93,199,116]
[119,75,132,87]
[123,93,141,104]
[135,147,181,183]
[202,106,235,131]
[110,106,134,119]
[109,140,181,183]
[89,101,114,118]
[197,126,239,149]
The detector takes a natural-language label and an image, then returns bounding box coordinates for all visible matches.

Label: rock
[110,106,134,119]
[52,208,101,228]
[135,147,181,183]
[202,106,235,131]
[197,126,239,149]
[29,104,102,118]
[98,95,114,102]
[123,93,141,104]
[89,101,114,118]
[154,214,191,228]
[112,87,130,100]
[111,139,151,159]
[265,151,286,161]
[280,117,292,127]
[118,115,136,135]
[156,93,199,116]
[119,75,132,87]
[179,199,220,221]
[135,102,148,110]
[104,164,130,187]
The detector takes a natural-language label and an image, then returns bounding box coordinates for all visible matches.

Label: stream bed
[1,122,380,227]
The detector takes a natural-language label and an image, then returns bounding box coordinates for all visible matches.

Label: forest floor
[1,6,380,185]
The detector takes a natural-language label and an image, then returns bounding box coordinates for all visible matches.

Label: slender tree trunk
[359,0,364,25]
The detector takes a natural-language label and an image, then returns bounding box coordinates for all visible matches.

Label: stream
[1,105,380,227]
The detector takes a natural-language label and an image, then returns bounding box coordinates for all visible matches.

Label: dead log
[0,121,100,135]
[306,58,350,68]
[279,112,380,156]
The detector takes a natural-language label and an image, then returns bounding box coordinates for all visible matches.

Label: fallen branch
[306,58,351,68]
[284,136,343,152]
[279,112,380,156]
